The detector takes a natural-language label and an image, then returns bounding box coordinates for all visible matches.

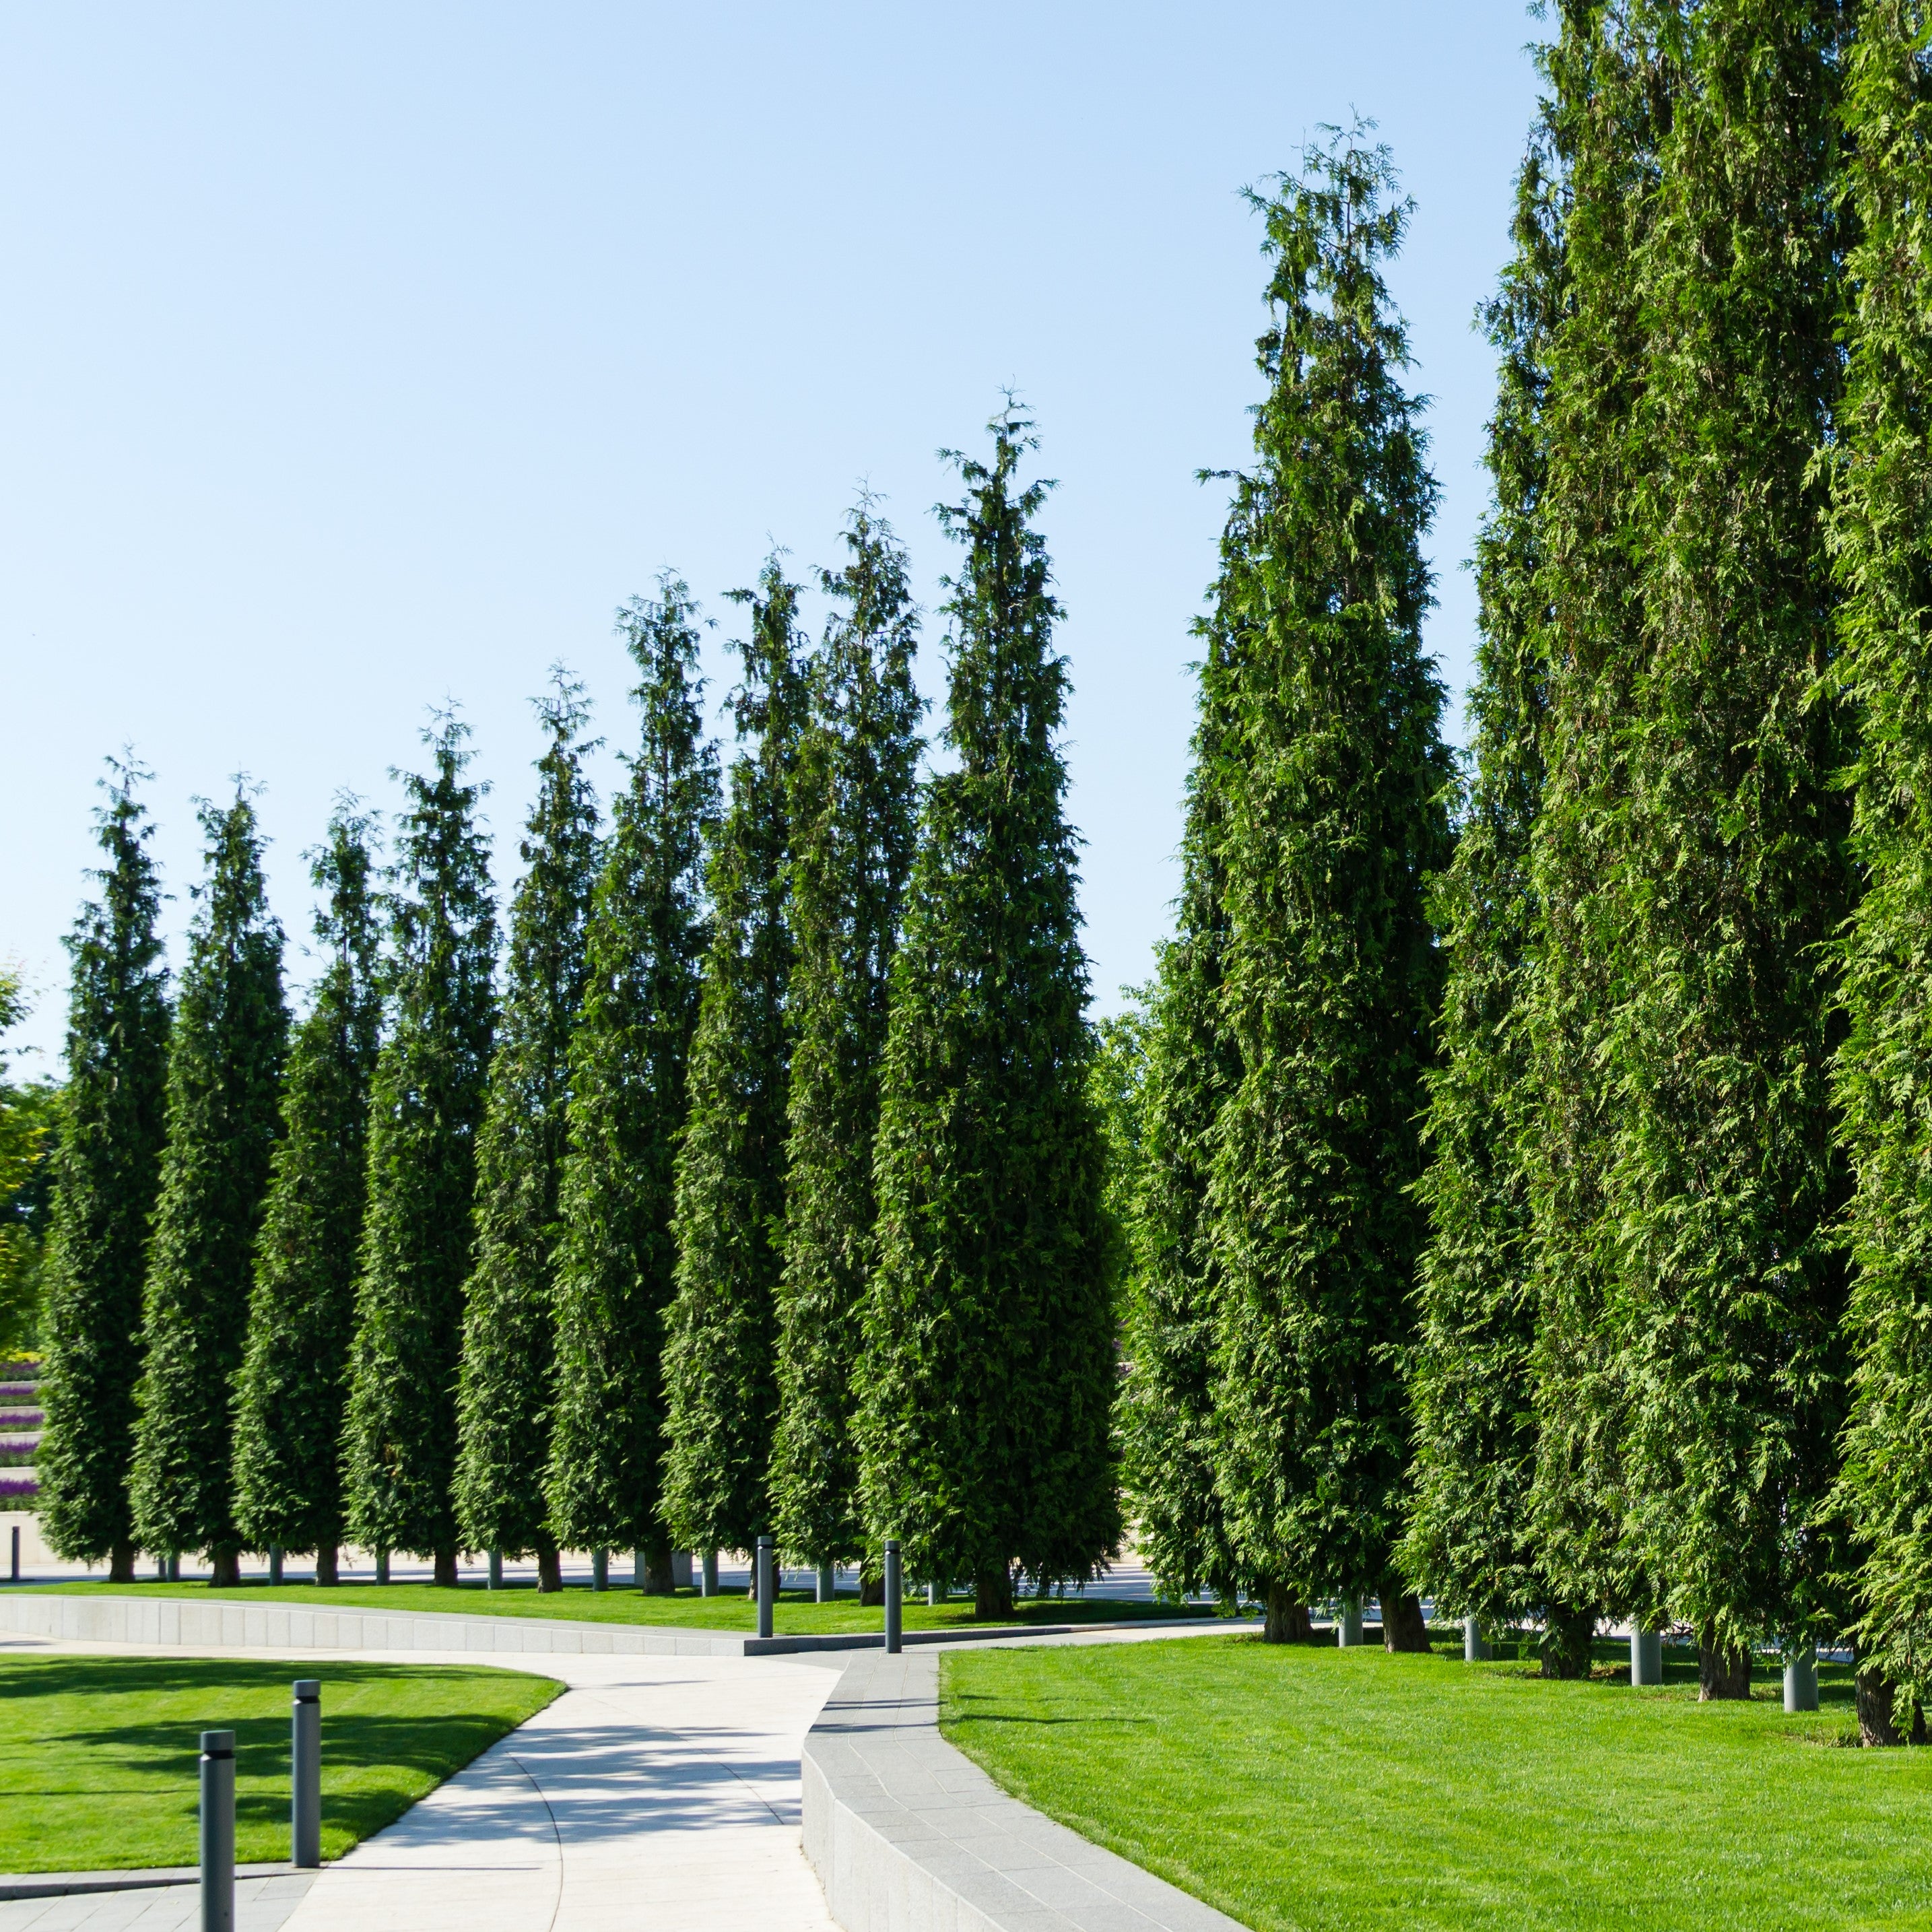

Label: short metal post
[1785,1644,1819,1714]
[374,1550,389,1586]
[9,1524,18,1582]
[1336,1598,1362,1647]
[817,1562,834,1603]
[634,1547,648,1589]
[1464,1615,1490,1662]
[702,1549,719,1597]
[884,1540,902,1654]
[488,1550,502,1590]
[199,1728,236,1932]
[591,1547,608,1592]
[268,1545,283,1587]
[756,1536,774,1640]
[927,1576,943,1607]
[292,1680,321,1867]
[1632,1627,1663,1687]
[167,1552,180,1583]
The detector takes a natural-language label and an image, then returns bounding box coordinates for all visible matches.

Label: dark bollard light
[374,1550,389,1586]
[884,1539,902,1655]
[9,1523,18,1583]
[1463,1616,1490,1663]
[592,1547,609,1592]
[200,1729,236,1932]
[292,1680,321,1867]
[1785,1644,1820,1714]
[268,1546,284,1587]
[702,1549,719,1597]
[756,1536,775,1640]
[488,1550,502,1591]
[1631,1627,1664,1687]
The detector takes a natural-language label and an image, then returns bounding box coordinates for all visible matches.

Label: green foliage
[663,559,807,1554]
[1204,133,1453,1609]
[455,679,601,1561]
[1526,0,1853,1654]
[230,806,381,1557]
[857,409,1120,1609]
[37,763,171,1564]
[1088,995,1150,1287]
[1402,133,1565,1630]
[1829,0,1932,1706]
[129,789,289,1564]
[547,585,718,1554]
[768,505,923,1568]
[0,973,55,1358]
[343,717,496,1564]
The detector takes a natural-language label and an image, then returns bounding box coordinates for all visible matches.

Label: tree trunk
[1698,1629,1752,1701]
[1539,1608,1595,1680]
[433,1545,459,1589]
[1857,1667,1927,1746]
[536,1540,562,1593]
[974,1566,1013,1620]
[1381,1589,1432,1653]
[642,1537,675,1595]
[108,1541,135,1585]
[209,1547,240,1588]
[859,1571,885,1607]
[1263,1583,1312,1643]
[316,1543,339,1587]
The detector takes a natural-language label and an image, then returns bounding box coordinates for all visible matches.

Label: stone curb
[0,1863,295,1900]
[802,1647,1246,1932]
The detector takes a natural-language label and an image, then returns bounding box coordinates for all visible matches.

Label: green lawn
[0,1653,558,1873]
[940,1634,1932,1932]
[36,1575,1209,1632]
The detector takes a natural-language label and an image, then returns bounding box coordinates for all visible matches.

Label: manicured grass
[35,1576,1210,1633]
[0,1652,558,1873]
[940,1634,1932,1932]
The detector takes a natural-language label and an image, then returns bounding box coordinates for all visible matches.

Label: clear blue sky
[3,2,1547,1069]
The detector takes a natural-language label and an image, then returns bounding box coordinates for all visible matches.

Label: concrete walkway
[0,1633,844,1932]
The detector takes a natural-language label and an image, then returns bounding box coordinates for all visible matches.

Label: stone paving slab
[0,1874,314,1931]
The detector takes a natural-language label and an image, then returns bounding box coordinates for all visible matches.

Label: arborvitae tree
[857,409,1120,1618]
[36,762,170,1579]
[768,506,922,1574]
[1203,134,1453,1651]
[129,788,288,1585]
[1827,0,1932,1746]
[455,677,600,1587]
[1527,0,1851,1699]
[663,560,807,1560]
[0,972,51,1358]
[343,717,496,1586]
[547,585,717,1576]
[1400,131,1593,1673]
[230,806,381,1582]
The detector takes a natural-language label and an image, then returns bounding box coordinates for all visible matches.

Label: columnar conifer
[1203,135,1453,1650]
[343,717,496,1585]
[547,587,717,1574]
[230,807,381,1580]
[129,788,288,1584]
[455,678,601,1586]
[1401,132,1589,1669]
[663,561,807,1560]
[857,411,1120,1618]
[1826,0,1932,1745]
[37,763,170,1580]
[768,508,922,1573]
[1526,0,1851,1698]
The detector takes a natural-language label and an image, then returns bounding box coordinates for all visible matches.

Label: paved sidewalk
[0,1634,842,1932]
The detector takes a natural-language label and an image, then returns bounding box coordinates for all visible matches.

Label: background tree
[0,974,57,1360]
[1204,133,1453,1653]
[768,506,923,1576]
[548,585,717,1578]
[1401,128,1591,1671]
[857,409,1120,1618]
[343,716,496,1586]
[230,805,381,1581]
[129,787,288,1585]
[455,676,601,1587]
[1826,0,1932,1746]
[36,762,171,1579]
[663,560,807,1562]
[1527,0,1852,1700]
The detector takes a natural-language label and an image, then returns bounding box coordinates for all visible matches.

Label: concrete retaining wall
[803,1648,1244,1932]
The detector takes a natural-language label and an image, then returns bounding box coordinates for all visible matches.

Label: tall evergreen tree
[768,506,923,1573]
[455,677,601,1587]
[0,972,51,1360]
[857,409,1120,1618]
[230,805,381,1581]
[36,762,170,1580]
[129,787,288,1584]
[547,585,717,1574]
[1526,0,1852,1698]
[663,560,807,1560]
[1826,0,1932,1745]
[342,717,496,1586]
[1400,128,1591,1670]
[1203,133,1453,1650]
